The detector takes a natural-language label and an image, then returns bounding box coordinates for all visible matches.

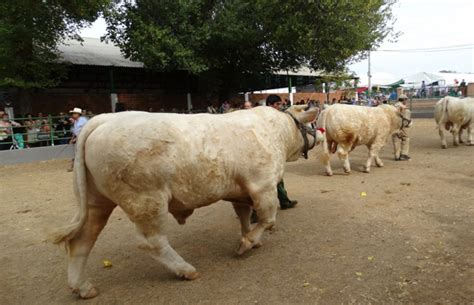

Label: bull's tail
[317,110,331,164]
[49,117,102,247]
[437,97,449,129]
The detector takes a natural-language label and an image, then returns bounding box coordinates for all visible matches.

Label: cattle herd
[51,96,473,299]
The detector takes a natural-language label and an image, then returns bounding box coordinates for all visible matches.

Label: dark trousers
[277,180,291,206]
[0,137,12,150]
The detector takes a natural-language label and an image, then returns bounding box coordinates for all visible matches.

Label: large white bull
[317,104,411,175]
[434,96,474,148]
[51,106,321,298]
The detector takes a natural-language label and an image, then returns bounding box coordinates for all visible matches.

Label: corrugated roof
[58,37,143,68]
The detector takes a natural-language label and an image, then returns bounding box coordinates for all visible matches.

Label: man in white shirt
[68,107,88,171]
[70,107,88,144]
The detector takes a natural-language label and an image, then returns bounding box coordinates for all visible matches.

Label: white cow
[434,96,474,148]
[51,106,322,298]
[316,104,411,175]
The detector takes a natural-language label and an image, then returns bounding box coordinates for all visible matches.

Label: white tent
[357,72,399,87]
[400,72,444,86]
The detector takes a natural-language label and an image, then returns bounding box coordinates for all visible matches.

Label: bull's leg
[67,201,116,299]
[237,189,278,255]
[322,141,333,176]
[467,126,473,145]
[453,126,460,147]
[392,134,401,160]
[322,154,333,176]
[133,210,199,281]
[337,145,351,174]
[232,202,252,236]
[365,143,384,173]
[374,153,384,167]
[439,124,447,148]
[459,128,465,144]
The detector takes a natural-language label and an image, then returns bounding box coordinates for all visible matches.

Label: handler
[266,94,299,209]
[392,94,411,161]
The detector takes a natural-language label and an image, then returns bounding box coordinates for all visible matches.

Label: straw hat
[69,107,83,114]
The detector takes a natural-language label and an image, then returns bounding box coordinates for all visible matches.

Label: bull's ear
[296,107,319,123]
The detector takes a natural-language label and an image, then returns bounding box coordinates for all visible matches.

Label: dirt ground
[1,119,473,305]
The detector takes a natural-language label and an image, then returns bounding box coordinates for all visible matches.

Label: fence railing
[0,115,73,151]
[403,86,464,99]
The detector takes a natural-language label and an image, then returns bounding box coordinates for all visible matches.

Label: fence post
[48,115,54,147]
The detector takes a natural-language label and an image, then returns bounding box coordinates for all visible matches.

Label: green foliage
[105,0,397,93]
[0,0,110,88]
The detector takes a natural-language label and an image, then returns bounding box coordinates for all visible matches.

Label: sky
[80,0,474,80]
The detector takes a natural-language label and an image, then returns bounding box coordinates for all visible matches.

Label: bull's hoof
[71,283,99,299]
[363,168,371,173]
[237,237,253,255]
[441,144,447,149]
[326,171,333,176]
[376,163,384,168]
[181,271,200,281]
[344,169,351,174]
[80,287,99,299]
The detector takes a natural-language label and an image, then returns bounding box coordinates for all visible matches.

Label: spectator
[218,100,231,113]
[24,113,40,147]
[0,113,13,150]
[207,104,217,113]
[459,79,467,97]
[243,101,253,109]
[54,112,71,145]
[421,80,426,98]
[0,113,20,150]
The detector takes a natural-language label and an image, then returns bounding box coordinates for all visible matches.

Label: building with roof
[5,37,347,115]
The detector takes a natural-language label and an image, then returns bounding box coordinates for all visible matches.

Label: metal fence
[0,115,73,151]
[403,86,462,99]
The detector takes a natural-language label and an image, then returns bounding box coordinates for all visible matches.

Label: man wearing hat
[68,107,88,171]
[392,94,411,161]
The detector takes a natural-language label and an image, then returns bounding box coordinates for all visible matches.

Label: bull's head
[285,105,325,159]
[395,104,413,128]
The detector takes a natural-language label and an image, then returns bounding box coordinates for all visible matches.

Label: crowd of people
[0,108,92,151]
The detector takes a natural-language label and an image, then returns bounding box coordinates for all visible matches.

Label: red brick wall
[247,91,346,105]
[117,93,188,111]
[13,92,111,116]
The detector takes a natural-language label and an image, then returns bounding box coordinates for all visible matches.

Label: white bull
[434,96,474,148]
[317,104,411,175]
[51,106,321,298]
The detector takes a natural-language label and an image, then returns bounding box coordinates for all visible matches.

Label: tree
[105,0,397,96]
[0,0,110,88]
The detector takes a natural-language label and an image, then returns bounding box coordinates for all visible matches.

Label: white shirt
[72,116,88,136]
